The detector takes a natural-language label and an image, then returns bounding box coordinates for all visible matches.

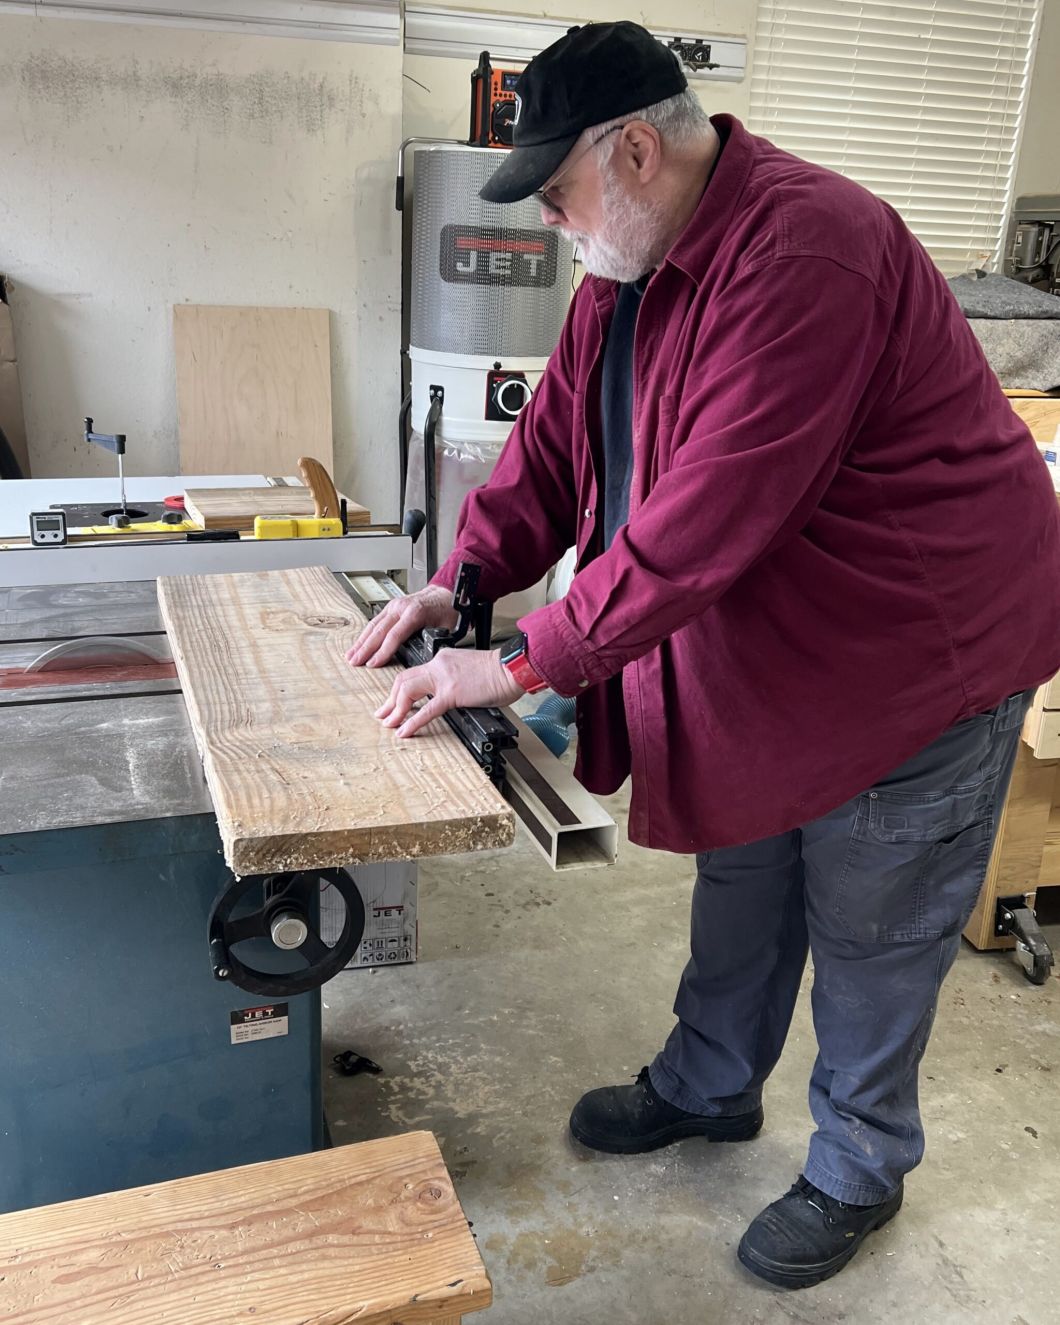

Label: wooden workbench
[964,739,1060,950]
[965,403,1060,950]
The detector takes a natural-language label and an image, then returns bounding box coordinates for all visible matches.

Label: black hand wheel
[208,868,365,997]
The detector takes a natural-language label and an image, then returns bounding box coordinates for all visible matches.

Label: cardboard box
[320,862,418,969]
[0,275,31,478]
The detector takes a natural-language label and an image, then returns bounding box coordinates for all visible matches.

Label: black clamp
[83,417,126,457]
[393,561,518,786]
[424,563,494,655]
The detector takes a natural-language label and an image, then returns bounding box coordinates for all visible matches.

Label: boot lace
[794,1175,849,1225]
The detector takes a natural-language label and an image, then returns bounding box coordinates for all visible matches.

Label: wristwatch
[500,631,547,694]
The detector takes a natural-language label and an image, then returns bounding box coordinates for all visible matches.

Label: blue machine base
[0,812,323,1213]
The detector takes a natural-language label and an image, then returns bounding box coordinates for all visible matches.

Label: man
[348,21,1060,1290]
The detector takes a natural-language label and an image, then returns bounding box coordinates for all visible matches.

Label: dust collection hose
[523,693,578,757]
[423,386,443,578]
[398,389,412,510]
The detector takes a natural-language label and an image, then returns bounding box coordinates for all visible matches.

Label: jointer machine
[0,475,614,1215]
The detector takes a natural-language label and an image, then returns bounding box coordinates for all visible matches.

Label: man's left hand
[375,647,526,738]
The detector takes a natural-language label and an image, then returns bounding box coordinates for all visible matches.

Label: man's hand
[345,584,459,669]
[376,647,525,738]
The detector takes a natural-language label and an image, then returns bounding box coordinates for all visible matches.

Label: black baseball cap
[480,22,688,204]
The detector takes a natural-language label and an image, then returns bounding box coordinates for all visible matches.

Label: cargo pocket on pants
[833,779,997,943]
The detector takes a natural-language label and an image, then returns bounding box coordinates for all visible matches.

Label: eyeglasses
[533,124,623,215]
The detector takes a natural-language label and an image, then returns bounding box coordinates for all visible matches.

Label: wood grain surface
[175,305,334,476]
[0,1132,492,1325]
[183,486,369,532]
[157,567,514,874]
[1010,396,1060,443]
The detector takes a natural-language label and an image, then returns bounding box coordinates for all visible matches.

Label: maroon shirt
[436,116,1060,852]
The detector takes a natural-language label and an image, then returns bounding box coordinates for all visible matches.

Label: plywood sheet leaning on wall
[157,566,514,874]
[174,305,334,476]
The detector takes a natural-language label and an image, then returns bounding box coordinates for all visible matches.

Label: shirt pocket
[832,777,999,943]
[647,392,682,488]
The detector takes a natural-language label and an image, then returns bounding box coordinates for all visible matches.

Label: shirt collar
[664,115,755,286]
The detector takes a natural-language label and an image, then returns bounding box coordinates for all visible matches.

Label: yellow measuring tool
[253,515,343,540]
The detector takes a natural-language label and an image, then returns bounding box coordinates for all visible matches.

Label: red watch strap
[504,649,547,694]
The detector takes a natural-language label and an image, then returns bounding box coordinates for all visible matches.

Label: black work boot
[738,1174,904,1289]
[569,1066,764,1154]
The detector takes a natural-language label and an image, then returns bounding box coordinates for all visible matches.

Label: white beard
[563,166,670,283]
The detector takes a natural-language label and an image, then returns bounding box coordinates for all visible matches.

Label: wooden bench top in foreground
[157,566,514,874]
[0,1131,491,1325]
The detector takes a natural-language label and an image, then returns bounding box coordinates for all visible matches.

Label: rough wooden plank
[184,485,370,532]
[157,566,514,874]
[0,1132,492,1325]
[175,305,334,476]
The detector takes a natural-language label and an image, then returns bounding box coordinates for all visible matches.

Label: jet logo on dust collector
[440,225,557,287]
[230,1002,289,1045]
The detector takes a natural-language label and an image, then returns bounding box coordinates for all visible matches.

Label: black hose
[398,389,412,511]
[424,388,443,579]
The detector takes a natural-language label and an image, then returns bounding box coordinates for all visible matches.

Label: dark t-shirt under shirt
[599,274,648,549]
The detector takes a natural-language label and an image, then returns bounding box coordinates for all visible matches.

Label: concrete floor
[323,779,1060,1324]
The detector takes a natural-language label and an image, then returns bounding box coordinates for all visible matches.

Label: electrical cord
[1011,236,1060,273]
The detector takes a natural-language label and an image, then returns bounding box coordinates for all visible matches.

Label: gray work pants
[650,690,1034,1205]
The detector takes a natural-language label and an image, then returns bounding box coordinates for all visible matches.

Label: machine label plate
[230,1003,289,1044]
[440,224,558,287]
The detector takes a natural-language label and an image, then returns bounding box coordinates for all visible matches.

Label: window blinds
[748,1,1042,274]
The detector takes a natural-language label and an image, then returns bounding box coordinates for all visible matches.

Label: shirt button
[584,508,592,519]
[869,792,878,799]
[578,679,588,688]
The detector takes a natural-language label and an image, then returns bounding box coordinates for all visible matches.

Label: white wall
[1015,0,1060,197]
[0,15,402,518]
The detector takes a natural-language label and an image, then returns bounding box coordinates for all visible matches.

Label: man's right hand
[345,584,459,669]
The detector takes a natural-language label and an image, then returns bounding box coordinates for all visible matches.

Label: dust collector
[397,54,575,624]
